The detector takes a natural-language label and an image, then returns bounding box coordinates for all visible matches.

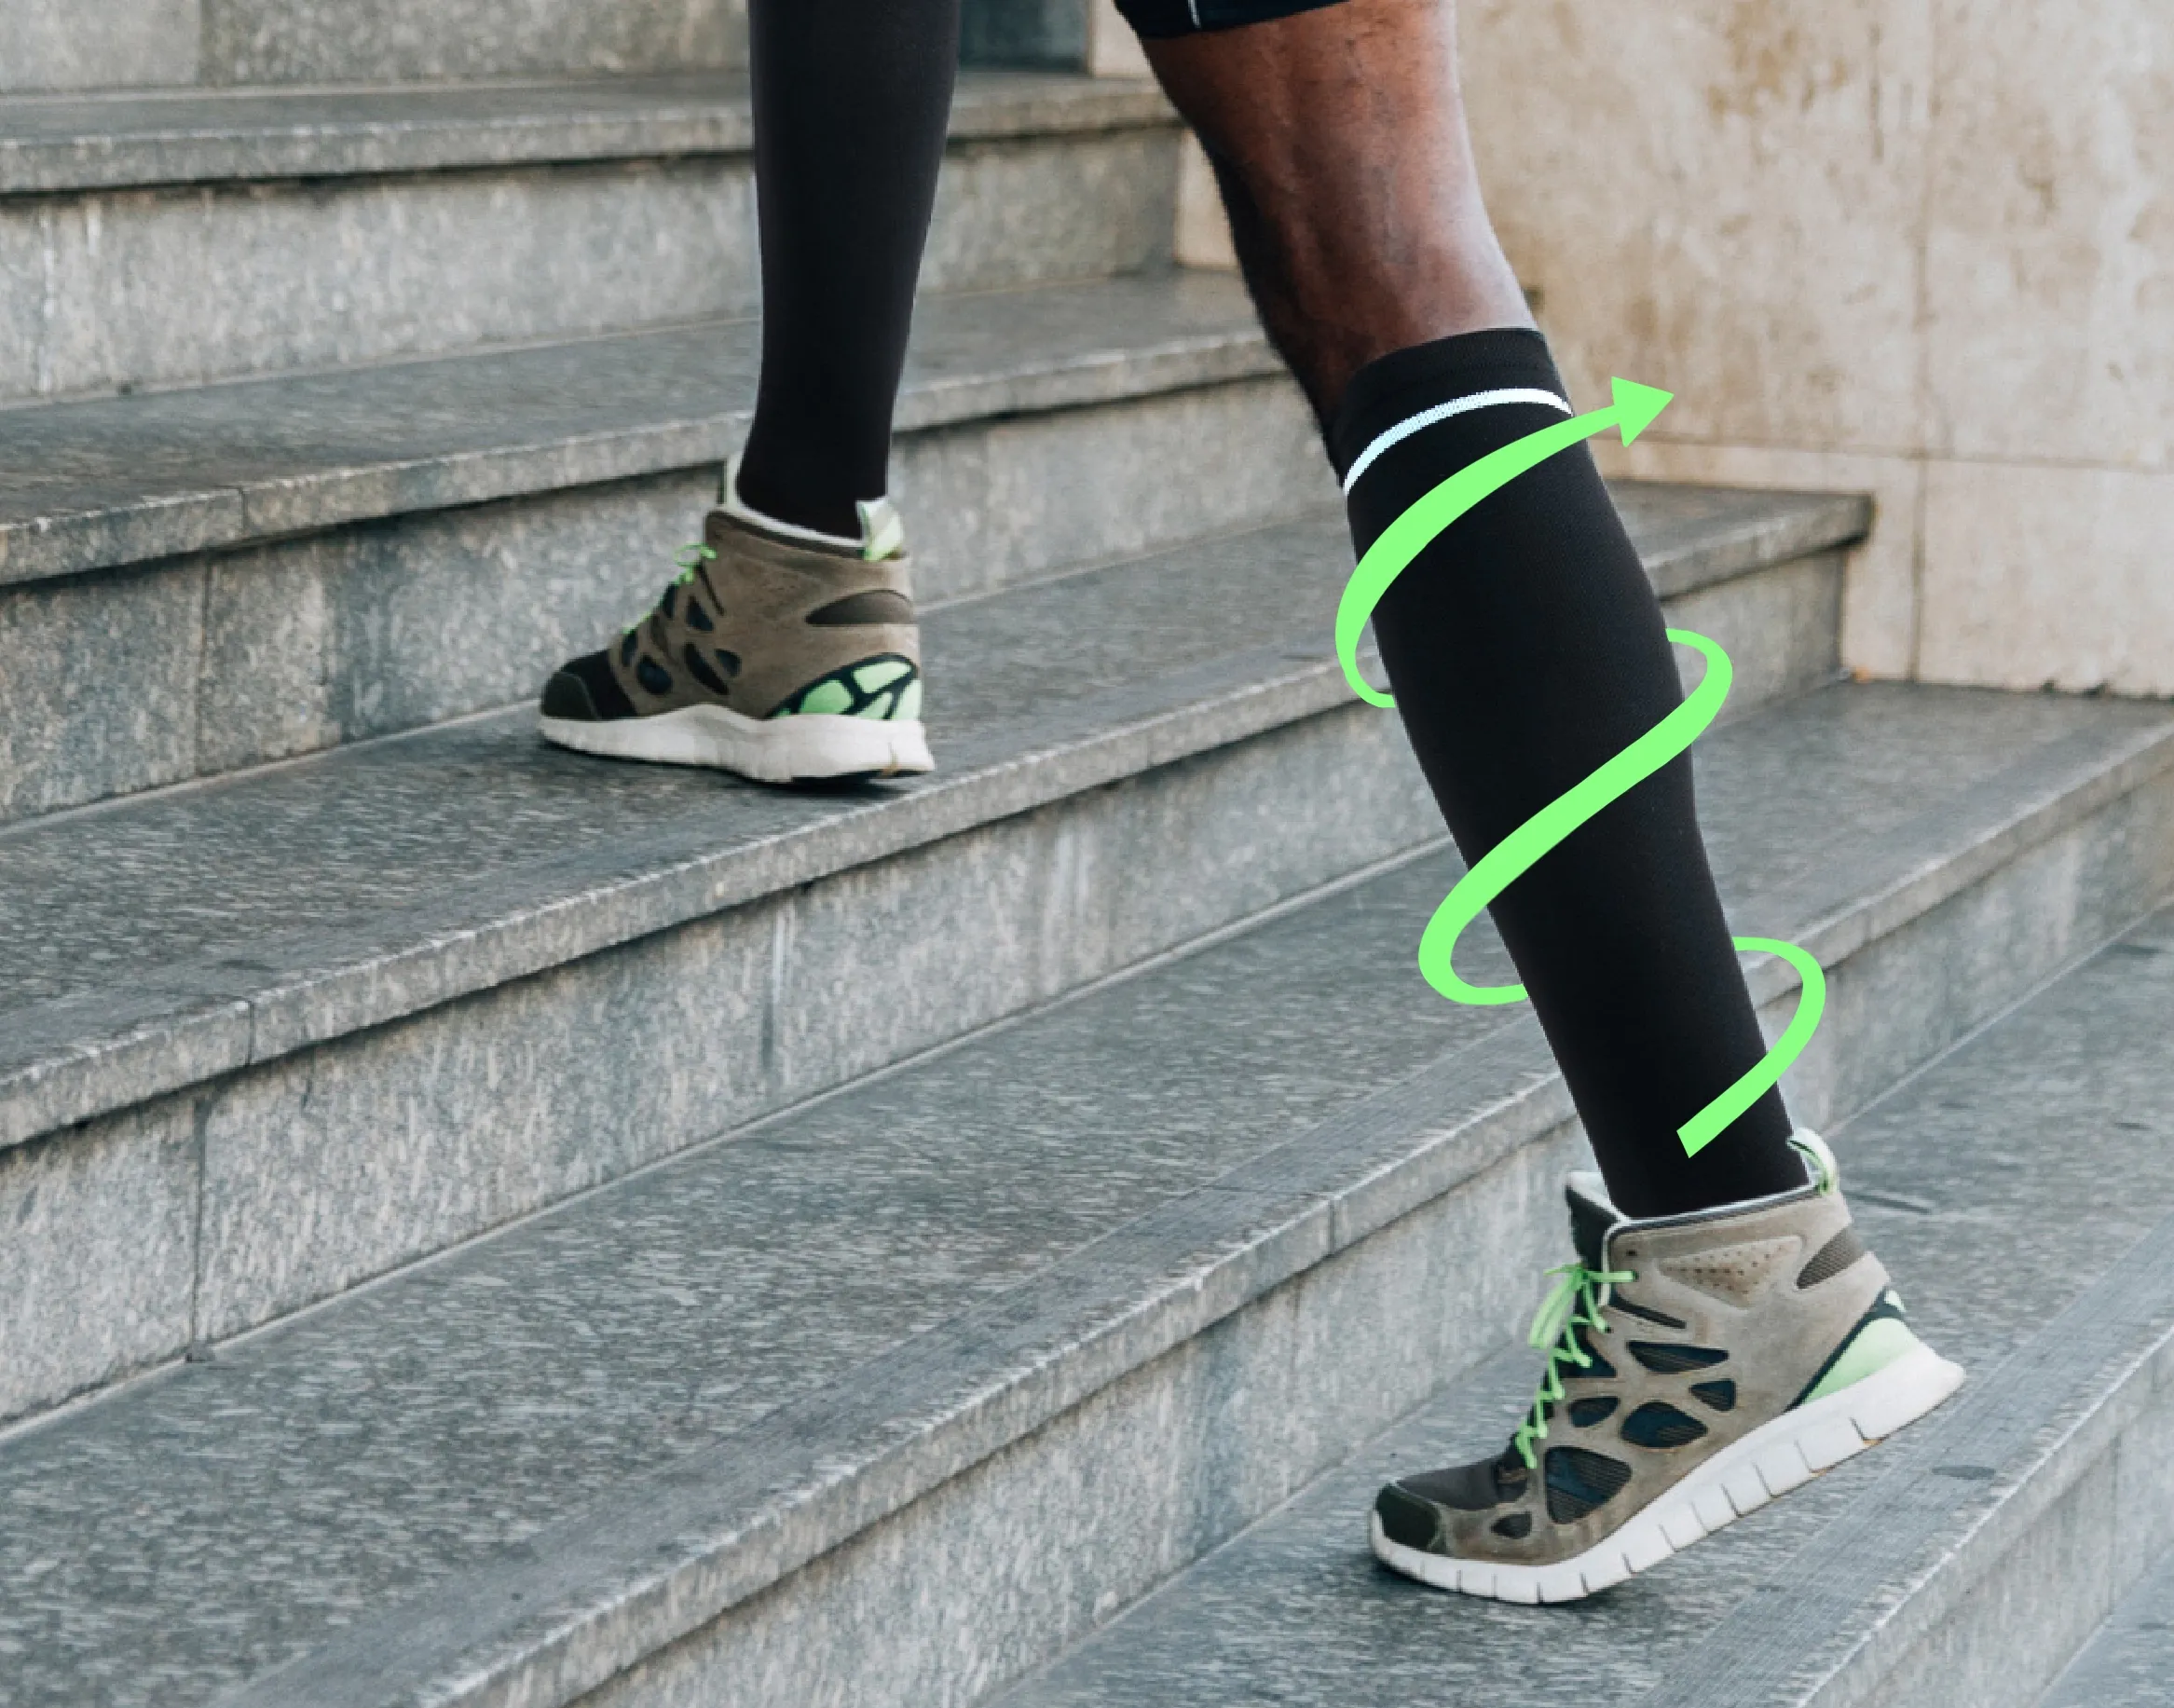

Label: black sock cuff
[1328,327,1568,485]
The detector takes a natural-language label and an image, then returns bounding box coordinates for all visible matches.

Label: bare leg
[1143,0,1528,430]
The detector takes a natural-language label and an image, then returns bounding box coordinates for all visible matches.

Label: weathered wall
[1462,0,2174,695]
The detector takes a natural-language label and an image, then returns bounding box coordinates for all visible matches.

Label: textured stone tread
[1,690,2168,1708]
[0,480,1874,1153]
[995,905,2174,1708]
[0,269,1277,587]
[0,70,1173,196]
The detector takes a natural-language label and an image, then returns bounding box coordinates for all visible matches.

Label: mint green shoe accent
[1804,1312,1924,1404]
[1511,1262,1636,1469]
[855,496,906,561]
[853,659,912,694]
[795,678,855,716]
[617,540,718,646]
[1788,1128,1840,1194]
[771,655,923,721]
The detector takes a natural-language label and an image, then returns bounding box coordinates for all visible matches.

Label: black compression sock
[1332,328,1807,1219]
[735,0,962,539]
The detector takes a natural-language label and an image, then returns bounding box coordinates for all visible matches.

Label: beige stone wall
[1462,0,2174,695]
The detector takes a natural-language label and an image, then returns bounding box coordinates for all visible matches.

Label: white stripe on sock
[1341,387,1572,495]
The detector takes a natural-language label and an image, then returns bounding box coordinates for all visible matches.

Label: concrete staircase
[3,12,2171,1707]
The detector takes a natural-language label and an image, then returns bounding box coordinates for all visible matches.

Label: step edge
[0,72,1178,197]
[0,499,1877,1152]
[0,646,1357,1154]
[201,718,2174,1708]
[1638,488,1873,599]
[0,307,1282,589]
[1634,1196,2174,1708]
[216,1024,1577,1708]
[1753,713,2174,985]
[1818,1325,2174,1708]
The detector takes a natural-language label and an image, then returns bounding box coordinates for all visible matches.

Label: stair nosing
[0,280,1283,590]
[1636,1203,2174,1708]
[0,70,1177,198]
[0,637,1347,1154]
[0,486,1880,1156]
[0,268,1875,594]
[198,713,2174,1708]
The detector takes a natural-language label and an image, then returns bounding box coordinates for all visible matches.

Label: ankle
[728,457,867,544]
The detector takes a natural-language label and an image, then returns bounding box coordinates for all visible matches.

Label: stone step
[2,0,749,95]
[0,269,1321,822]
[993,902,2174,1708]
[0,266,1859,827]
[0,70,1176,403]
[2,683,2167,1708]
[2042,1530,2174,1708]
[0,478,1855,1428]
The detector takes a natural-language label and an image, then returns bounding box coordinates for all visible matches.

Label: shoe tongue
[1565,1171,1623,1270]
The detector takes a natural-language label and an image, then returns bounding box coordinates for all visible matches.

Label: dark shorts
[1113,0,1350,40]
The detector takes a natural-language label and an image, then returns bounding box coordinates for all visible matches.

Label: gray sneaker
[540,459,933,783]
[1372,1132,1964,1603]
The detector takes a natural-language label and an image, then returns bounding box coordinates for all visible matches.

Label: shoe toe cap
[1375,1482,1448,1552]
[540,652,634,721]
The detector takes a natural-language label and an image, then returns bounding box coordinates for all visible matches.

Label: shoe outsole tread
[540,703,934,783]
[1371,1343,1965,1603]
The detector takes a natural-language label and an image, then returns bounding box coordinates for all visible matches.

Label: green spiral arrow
[1336,377,1824,1157]
[1336,376,1674,707]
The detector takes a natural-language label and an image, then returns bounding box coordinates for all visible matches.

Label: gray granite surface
[997,908,2174,1708]
[19,655,2163,1424]
[0,270,1278,584]
[4,699,2171,1706]
[0,72,1169,194]
[0,370,1843,823]
[0,153,773,404]
[0,374,1326,821]
[0,504,1360,1147]
[2043,1530,2174,1707]
[0,477,1892,1150]
[0,844,1512,1708]
[207,780,2174,1708]
[0,87,1175,403]
[169,704,1444,1362]
[197,0,746,86]
[0,0,198,95]
[0,0,747,92]
[0,510,1844,1418]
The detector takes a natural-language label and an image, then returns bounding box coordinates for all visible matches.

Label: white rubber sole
[1370,1342,1967,1604]
[540,703,934,783]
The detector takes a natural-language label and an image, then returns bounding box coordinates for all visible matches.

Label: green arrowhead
[1334,376,1678,708]
[1609,376,1673,444]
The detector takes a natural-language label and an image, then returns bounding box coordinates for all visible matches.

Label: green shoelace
[622,542,718,643]
[1511,1260,1635,1469]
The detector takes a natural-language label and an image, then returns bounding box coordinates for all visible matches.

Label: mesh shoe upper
[1377,1152,1900,1571]
[542,504,922,728]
